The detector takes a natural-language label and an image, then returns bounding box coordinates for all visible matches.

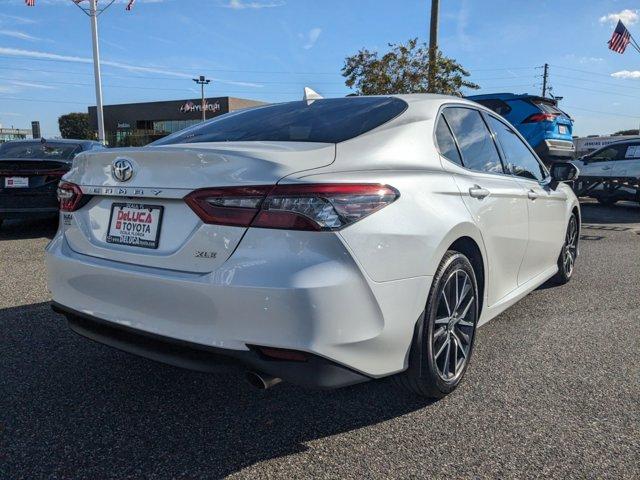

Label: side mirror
[550,162,579,183]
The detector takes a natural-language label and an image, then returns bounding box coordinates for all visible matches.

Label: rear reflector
[184,183,399,231]
[253,346,310,362]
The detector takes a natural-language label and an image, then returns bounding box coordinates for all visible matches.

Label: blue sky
[0,0,639,137]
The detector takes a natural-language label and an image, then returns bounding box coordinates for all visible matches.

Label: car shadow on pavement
[0,302,434,479]
[0,218,58,240]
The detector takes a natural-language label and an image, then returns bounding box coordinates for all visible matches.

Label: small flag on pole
[608,20,632,54]
[25,0,35,6]
[126,0,135,11]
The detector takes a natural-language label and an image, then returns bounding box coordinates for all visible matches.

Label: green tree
[342,38,479,96]
[58,113,94,140]
[613,129,640,136]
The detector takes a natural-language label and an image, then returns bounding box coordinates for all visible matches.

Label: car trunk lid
[61,142,335,273]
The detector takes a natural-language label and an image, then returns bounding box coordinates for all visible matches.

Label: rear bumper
[0,207,58,219]
[535,139,575,161]
[46,230,430,380]
[0,189,59,218]
[52,302,370,389]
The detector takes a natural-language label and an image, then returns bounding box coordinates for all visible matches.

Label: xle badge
[194,251,217,259]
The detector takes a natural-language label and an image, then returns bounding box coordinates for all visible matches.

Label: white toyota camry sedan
[47,94,580,398]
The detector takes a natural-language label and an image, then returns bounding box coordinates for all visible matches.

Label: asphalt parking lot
[1,200,639,479]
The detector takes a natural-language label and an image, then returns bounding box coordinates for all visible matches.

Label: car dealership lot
[1,201,639,479]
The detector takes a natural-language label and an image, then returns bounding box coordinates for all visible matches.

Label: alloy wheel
[563,216,578,277]
[432,269,476,381]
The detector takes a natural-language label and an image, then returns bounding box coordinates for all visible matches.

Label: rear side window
[443,107,503,174]
[152,97,408,145]
[474,99,512,116]
[487,115,545,182]
[435,116,462,165]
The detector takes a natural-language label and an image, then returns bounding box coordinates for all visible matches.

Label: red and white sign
[106,203,163,249]
[5,177,29,188]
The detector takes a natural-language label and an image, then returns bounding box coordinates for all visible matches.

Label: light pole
[193,76,211,122]
[89,0,105,144]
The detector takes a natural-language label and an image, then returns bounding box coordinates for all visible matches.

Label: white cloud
[0,46,263,88]
[10,80,56,90]
[564,54,605,64]
[301,27,322,50]
[0,30,40,41]
[223,0,285,9]
[599,9,639,25]
[0,13,36,25]
[611,70,640,79]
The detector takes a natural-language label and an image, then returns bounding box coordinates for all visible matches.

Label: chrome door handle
[469,185,490,199]
[527,189,539,200]
[601,166,611,170]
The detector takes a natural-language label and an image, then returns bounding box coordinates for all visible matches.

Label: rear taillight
[522,113,558,123]
[184,183,399,231]
[56,181,83,212]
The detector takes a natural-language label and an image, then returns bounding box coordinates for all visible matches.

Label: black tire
[394,251,479,398]
[551,213,579,285]
[597,197,618,206]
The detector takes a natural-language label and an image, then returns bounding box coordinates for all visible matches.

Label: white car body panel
[46,94,580,383]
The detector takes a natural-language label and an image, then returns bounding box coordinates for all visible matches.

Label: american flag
[25,0,35,6]
[608,20,632,54]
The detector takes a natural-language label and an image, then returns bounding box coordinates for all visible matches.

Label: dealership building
[89,96,265,146]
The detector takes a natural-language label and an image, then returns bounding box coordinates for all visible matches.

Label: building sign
[117,122,131,129]
[179,100,221,114]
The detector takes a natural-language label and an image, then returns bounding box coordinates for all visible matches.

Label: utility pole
[89,0,105,144]
[193,76,211,122]
[427,0,439,93]
[541,63,549,98]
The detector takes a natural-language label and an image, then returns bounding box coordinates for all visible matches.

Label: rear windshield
[0,142,82,160]
[152,97,408,145]
[531,100,570,118]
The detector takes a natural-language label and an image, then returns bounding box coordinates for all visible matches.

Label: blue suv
[467,93,575,164]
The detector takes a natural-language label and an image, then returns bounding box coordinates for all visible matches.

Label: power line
[552,73,640,91]
[563,105,640,119]
[553,82,640,100]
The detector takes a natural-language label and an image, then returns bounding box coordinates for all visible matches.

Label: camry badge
[112,158,134,183]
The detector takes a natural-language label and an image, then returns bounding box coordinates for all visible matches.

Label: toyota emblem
[112,158,134,182]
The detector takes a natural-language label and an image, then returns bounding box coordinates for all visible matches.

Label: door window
[487,115,546,182]
[588,145,625,162]
[623,144,640,159]
[443,107,503,174]
[434,116,462,165]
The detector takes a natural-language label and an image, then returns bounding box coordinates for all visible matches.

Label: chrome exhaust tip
[246,371,282,390]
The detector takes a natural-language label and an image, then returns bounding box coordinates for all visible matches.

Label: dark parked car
[0,139,103,228]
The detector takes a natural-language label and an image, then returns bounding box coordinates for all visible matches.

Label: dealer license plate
[106,203,164,249]
[4,177,29,188]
